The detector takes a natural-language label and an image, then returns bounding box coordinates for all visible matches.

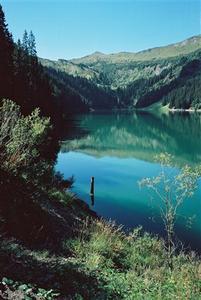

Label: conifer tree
[28,30,37,57]
[22,30,29,54]
[0,4,14,99]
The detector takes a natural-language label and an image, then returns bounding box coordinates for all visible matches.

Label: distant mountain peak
[91,51,105,56]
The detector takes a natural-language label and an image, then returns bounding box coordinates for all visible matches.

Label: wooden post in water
[90,176,95,196]
[90,194,95,206]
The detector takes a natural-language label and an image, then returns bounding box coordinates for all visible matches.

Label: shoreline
[87,106,201,114]
[169,108,201,113]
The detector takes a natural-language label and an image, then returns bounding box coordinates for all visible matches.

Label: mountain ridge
[41,35,201,111]
[41,34,201,65]
[70,35,201,64]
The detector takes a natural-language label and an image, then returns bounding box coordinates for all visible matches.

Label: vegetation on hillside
[0,99,96,298]
[70,35,201,64]
[0,3,88,122]
[1,214,201,299]
[41,37,201,110]
[45,67,117,111]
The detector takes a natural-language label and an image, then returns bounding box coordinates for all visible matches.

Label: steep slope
[119,50,201,108]
[41,58,101,83]
[45,67,118,111]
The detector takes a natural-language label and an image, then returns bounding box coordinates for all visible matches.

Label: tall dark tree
[22,30,29,54]
[13,39,24,101]
[0,4,14,99]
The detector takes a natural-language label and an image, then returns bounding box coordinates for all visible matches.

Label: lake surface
[56,112,201,252]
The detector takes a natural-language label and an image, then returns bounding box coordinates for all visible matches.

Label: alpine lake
[56,111,201,252]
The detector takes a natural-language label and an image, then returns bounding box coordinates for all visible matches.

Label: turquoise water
[56,112,201,251]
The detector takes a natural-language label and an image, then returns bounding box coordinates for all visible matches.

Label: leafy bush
[0,99,50,176]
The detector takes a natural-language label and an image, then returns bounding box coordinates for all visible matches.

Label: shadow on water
[60,115,90,141]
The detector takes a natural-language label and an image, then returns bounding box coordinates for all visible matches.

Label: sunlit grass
[61,218,201,299]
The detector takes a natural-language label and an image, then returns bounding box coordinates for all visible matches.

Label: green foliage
[0,99,50,175]
[49,188,75,205]
[0,277,60,299]
[0,99,76,250]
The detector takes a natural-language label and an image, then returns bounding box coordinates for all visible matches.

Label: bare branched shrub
[139,153,201,268]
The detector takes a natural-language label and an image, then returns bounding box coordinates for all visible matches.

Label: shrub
[139,153,201,267]
[0,99,50,176]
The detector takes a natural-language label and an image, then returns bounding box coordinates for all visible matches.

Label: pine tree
[28,31,37,57]
[0,4,14,99]
[22,30,29,54]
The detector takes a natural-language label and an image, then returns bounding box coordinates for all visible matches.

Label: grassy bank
[1,205,201,299]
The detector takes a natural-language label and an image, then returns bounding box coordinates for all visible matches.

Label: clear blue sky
[1,0,201,60]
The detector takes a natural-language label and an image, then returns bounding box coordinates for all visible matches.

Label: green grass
[1,217,201,299]
[62,219,201,299]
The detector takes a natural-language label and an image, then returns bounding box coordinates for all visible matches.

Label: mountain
[41,35,201,111]
[70,35,201,64]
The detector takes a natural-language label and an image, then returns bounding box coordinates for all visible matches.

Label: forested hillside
[41,35,201,110]
[0,4,89,123]
[45,67,117,111]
